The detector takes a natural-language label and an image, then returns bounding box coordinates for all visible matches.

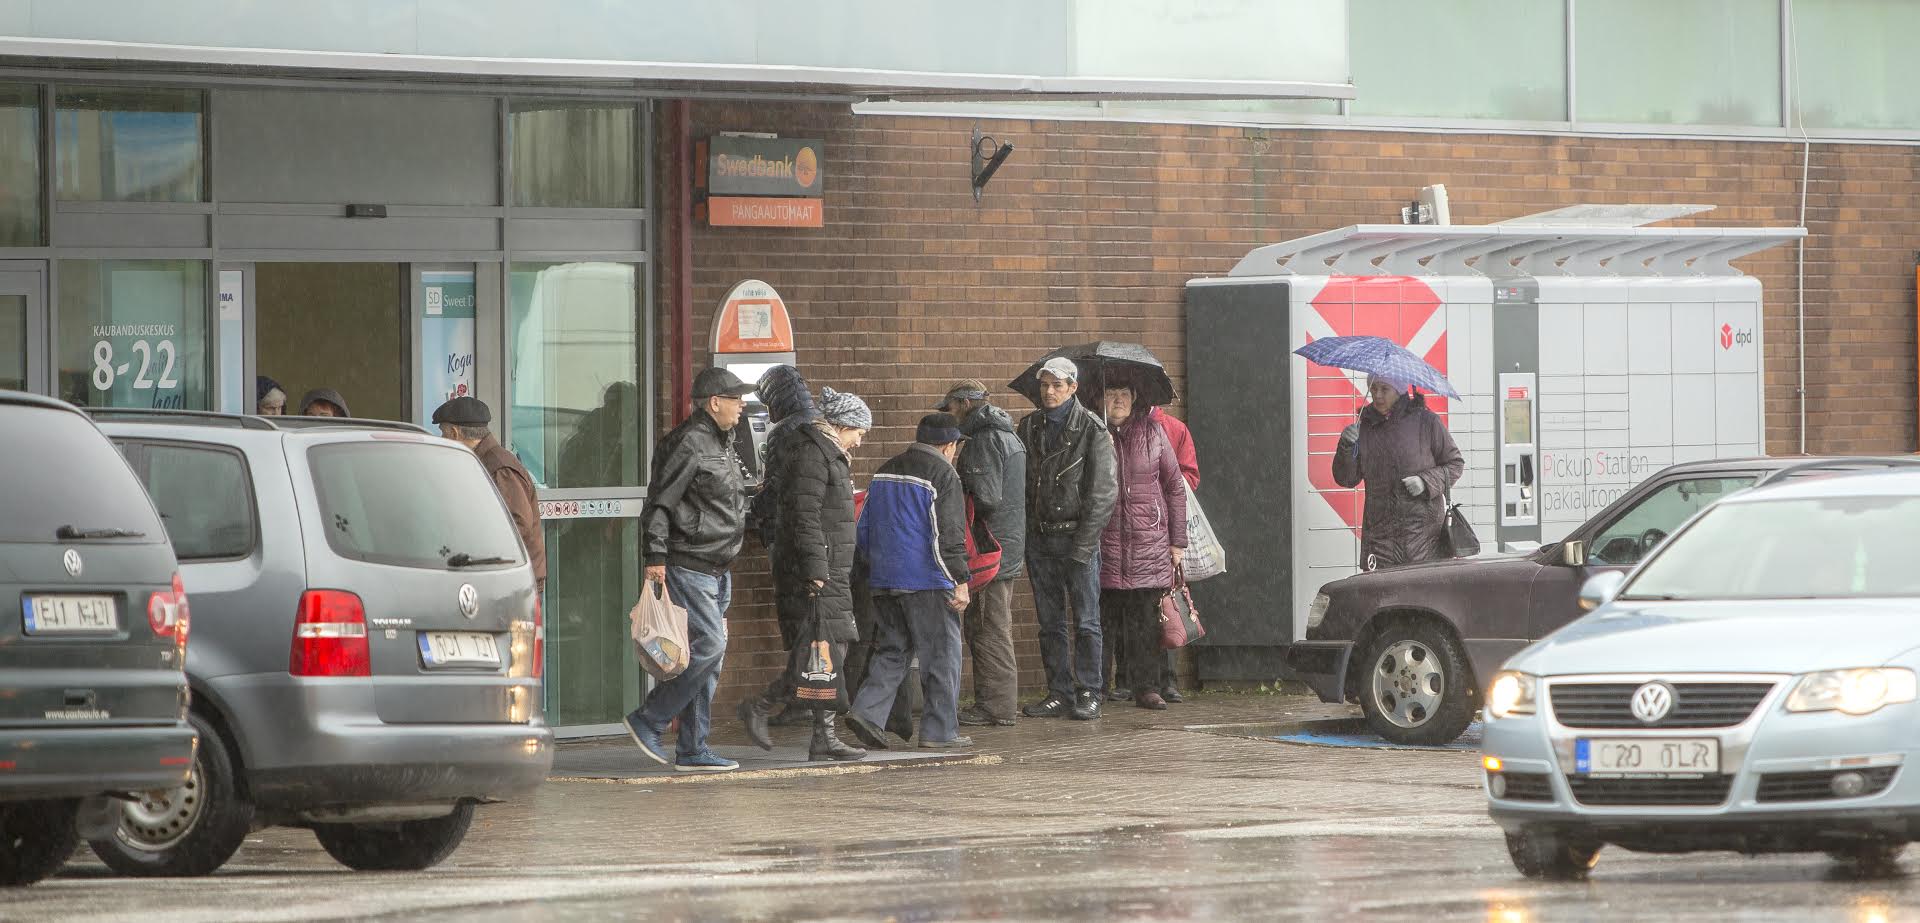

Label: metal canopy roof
[1227,222,1806,279]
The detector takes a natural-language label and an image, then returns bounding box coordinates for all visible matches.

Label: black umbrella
[1009,341,1176,411]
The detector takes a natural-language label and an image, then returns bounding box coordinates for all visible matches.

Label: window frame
[114,437,260,563]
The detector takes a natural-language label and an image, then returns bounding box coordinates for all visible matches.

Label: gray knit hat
[818,387,873,431]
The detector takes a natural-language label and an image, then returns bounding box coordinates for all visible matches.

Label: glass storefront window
[56,260,209,410]
[508,261,642,488]
[1574,0,1781,126]
[1792,0,1920,131]
[542,517,642,726]
[1350,0,1566,121]
[56,87,205,202]
[509,101,639,208]
[0,293,24,391]
[0,85,39,246]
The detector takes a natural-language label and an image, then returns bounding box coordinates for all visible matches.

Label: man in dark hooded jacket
[1332,375,1464,570]
[939,379,1027,727]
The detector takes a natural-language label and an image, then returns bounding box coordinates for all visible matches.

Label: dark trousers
[1027,552,1103,700]
[1100,588,1166,695]
[1107,621,1178,693]
[962,579,1018,720]
[852,590,963,744]
[849,571,913,732]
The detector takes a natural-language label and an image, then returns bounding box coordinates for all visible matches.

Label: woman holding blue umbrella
[1331,374,1463,571]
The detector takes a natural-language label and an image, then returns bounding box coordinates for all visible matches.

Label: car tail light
[291,590,370,677]
[533,595,544,679]
[148,573,190,650]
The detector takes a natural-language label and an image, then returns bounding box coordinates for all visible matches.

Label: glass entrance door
[0,265,43,393]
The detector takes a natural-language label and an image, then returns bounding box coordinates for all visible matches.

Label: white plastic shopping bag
[630,579,691,681]
[1183,482,1228,582]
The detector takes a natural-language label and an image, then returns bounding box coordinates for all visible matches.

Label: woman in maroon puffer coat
[1097,380,1188,710]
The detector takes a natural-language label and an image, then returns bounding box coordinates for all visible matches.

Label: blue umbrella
[1294,335,1460,400]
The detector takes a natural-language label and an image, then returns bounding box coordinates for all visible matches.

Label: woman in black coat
[740,387,874,761]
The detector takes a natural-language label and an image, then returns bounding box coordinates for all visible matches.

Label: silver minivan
[90,410,553,875]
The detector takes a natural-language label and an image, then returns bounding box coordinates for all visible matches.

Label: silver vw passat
[1482,466,1920,879]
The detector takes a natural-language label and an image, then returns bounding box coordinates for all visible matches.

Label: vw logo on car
[457,584,479,619]
[1630,682,1674,724]
[62,548,82,578]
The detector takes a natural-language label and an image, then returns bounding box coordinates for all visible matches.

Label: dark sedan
[1285,456,1900,745]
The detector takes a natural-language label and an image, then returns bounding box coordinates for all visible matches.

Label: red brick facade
[655,101,1920,708]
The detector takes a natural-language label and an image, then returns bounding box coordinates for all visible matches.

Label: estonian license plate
[419,631,501,668]
[1576,737,1721,777]
[22,595,119,634]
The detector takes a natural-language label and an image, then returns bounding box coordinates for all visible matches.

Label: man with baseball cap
[624,366,755,772]
[844,413,975,751]
[433,395,547,592]
[1015,356,1117,721]
[938,379,1027,727]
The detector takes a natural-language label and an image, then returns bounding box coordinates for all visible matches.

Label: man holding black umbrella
[1015,357,1118,721]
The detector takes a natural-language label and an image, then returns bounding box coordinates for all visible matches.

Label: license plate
[419,631,501,668]
[1576,737,1721,777]
[22,595,119,635]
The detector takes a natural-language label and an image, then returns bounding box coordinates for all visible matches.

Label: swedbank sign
[699,134,824,228]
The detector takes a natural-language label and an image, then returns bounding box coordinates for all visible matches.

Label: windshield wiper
[56,525,147,540]
[447,552,515,568]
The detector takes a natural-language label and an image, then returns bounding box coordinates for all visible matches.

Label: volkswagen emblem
[1630,682,1675,724]
[457,584,479,619]
[62,549,83,578]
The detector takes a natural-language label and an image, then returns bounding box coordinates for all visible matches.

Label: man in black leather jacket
[1015,358,1118,721]
[625,367,754,773]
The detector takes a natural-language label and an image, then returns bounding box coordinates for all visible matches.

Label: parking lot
[7,694,1913,922]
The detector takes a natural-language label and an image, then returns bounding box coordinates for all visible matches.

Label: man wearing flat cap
[939,379,1027,727]
[1015,356,1117,722]
[433,396,546,592]
[845,413,975,751]
[624,366,756,772]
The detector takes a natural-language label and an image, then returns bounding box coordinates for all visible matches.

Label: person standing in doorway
[299,388,350,418]
[625,367,754,772]
[844,414,973,751]
[938,379,1027,728]
[1332,375,1464,570]
[433,396,547,593]
[1016,357,1117,722]
[256,377,288,415]
[1097,379,1187,710]
[738,386,873,762]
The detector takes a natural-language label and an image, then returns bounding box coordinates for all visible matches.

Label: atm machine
[708,279,797,485]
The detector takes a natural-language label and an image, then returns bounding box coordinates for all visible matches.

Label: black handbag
[1441,495,1480,558]
[787,608,848,712]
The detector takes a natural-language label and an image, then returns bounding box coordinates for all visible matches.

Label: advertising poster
[91,268,198,410]
[418,270,476,426]
[218,270,244,413]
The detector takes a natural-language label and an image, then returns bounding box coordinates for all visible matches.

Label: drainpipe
[672,99,694,425]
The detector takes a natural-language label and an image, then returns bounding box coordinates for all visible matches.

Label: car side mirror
[1577,571,1627,612]
[1561,540,1586,567]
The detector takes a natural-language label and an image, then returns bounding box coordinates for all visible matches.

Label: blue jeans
[852,590,962,743]
[1027,552,1103,700]
[632,567,730,758]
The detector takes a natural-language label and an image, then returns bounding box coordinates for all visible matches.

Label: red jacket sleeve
[1154,408,1200,491]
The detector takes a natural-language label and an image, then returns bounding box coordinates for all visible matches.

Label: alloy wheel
[1370,639,1444,729]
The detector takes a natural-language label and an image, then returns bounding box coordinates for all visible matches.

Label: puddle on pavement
[1185,717,1485,752]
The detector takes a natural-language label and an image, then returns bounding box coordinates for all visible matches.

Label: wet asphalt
[8,695,1919,922]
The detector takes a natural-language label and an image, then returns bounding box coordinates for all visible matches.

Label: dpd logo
[1719,323,1754,350]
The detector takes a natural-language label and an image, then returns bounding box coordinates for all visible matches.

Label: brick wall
[654,101,1920,709]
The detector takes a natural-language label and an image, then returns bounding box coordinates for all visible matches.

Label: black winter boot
[738,696,775,751]
[809,710,868,762]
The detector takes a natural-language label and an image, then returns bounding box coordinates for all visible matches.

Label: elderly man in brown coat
[1331,375,1463,571]
[434,396,548,591]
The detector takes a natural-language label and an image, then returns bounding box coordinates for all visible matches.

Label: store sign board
[708,196,823,229]
[706,136,823,197]
[418,270,476,425]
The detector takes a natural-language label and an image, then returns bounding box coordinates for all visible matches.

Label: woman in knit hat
[739,384,874,762]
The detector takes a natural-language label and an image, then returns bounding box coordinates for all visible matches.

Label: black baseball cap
[691,367,755,400]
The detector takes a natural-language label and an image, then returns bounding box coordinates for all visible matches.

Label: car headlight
[1487,671,1537,719]
[1307,593,1331,629]
[1786,668,1919,716]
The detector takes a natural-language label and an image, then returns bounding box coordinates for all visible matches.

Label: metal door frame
[0,260,46,392]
